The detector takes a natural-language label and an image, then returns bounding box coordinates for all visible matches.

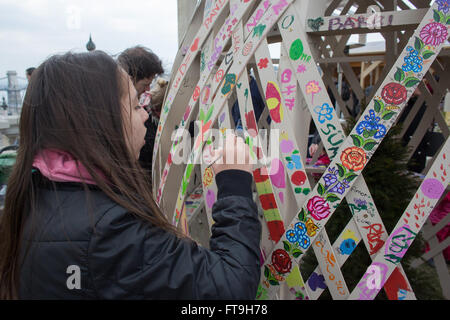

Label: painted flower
[402,46,423,73]
[298,235,311,249]
[307,196,331,221]
[356,110,387,139]
[354,198,367,207]
[381,82,407,106]
[436,0,450,13]
[294,222,307,236]
[305,218,319,237]
[258,58,269,69]
[356,120,374,134]
[329,180,349,195]
[341,147,367,172]
[272,249,292,274]
[323,173,338,188]
[297,64,307,73]
[374,124,387,139]
[339,238,357,255]
[286,229,299,244]
[420,22,448,47]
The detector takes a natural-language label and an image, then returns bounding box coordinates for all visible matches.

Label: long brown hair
[0,51,181,299]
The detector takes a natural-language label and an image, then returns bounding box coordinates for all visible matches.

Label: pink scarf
[33,149,103,185]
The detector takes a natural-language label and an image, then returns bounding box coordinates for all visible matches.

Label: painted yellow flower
[305,218,319,237]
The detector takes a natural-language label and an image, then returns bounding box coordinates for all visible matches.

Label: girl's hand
[209,132,252,175]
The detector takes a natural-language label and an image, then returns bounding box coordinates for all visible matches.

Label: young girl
[0,51,261,299]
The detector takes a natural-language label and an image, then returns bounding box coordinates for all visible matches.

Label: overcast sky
[0,0,179,83]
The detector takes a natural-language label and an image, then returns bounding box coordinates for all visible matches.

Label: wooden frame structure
[154,0,450,300]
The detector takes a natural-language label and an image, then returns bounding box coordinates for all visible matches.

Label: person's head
[0,51,180,299]
[117,46,164,96]
[25,67,35,81]
[149,78,169,113]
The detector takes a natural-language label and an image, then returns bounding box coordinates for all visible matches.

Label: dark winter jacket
[19,170,261,299]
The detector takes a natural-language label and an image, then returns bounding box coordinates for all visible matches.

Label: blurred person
[118,46,165,174]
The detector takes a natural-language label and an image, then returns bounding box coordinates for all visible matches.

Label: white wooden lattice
[153,0,450,300]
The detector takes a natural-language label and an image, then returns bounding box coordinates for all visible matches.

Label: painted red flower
[272,249,292,274]
[258,58,269,69]
[381,82,407,106]
[341,146,367,171]
[307,196,331,221]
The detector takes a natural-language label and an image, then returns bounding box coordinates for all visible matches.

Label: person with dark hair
[117,46,164,96]
[0,51,261,299]
[25,67,35,82]
[118,46,165,174]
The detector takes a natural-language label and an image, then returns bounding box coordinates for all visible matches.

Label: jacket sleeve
[88,170,261,299]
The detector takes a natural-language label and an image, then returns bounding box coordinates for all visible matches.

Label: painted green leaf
[404,77,421,88]
[293,150,300,154]
[317,183,325,196]
[414,37,424,52]
[422,50,435,59]
[363,140,377,151]
[336,163,345,178]
[345,174,358,182]
[302,188,311,196]
[199,109,206,121]
[264,266,270,279]
[382,111,396,120]
[433,9,442,23]
[283,241,291,253]
[394,68,405,83]
[374,100,384,114]
[351,134,363,147]
[269,279,280,286]
[363,130,372,138]
[298,208,306,221]
[286,157,293,162]
[205,105,214,122]
[292,249,303,258]
[295,187,302,194]
[326,194,340,203]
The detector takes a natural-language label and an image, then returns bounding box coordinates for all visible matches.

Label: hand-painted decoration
[156,0,448,301]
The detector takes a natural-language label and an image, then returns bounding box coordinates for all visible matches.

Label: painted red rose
[381,82,407,105]
[341,147,367,171]
[307,196,331,221]
[272,249,292,274]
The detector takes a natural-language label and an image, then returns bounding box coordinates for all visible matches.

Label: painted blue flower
[356,121,374,135]
[374,123,387,139]
[291,154,302,170]
[340,238,357,255]
[329,181,349,195]
[436,0,450,14]
[286,229,299,244]
[298,235,310,249]
[402,47,423,73]
[294,222,307,236]
[323,173,338,188]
